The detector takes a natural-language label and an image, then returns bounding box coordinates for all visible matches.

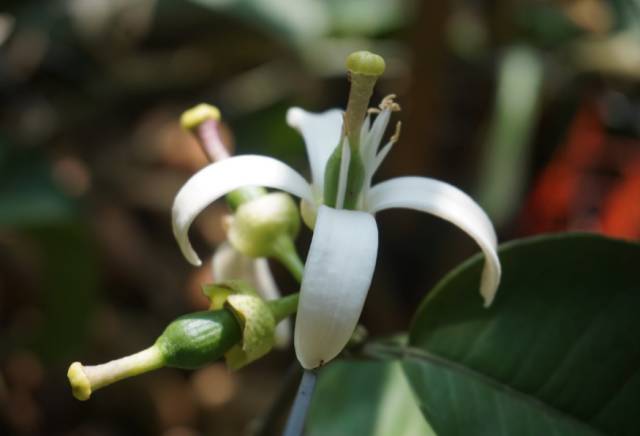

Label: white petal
[252,258,292,347]
[366,177,501,306]
[295,206,378,369]
[212,242,256,282]
[286,107,343,195]
[172,155,314,266]
[212,243,291,347]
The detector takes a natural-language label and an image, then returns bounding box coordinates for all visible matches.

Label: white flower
[172,102,501,369]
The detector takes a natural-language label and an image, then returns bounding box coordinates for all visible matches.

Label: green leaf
[405,233,640,436]
[187,0,328,41]
[307,360,436,436]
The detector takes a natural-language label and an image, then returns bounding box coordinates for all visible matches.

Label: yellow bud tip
[346,50,386,76]
[67,362,92,401]
[180,103,221,130]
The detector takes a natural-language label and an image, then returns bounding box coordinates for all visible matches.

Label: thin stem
[272,237,305,283]
[268,293,300,323]
[252,363,303,436]
[282,370,318,436]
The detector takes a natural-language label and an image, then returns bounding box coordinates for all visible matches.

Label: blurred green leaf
[0,140,74,227]
[187,0,329,41]
[325,0,410,36]
[307,359,435,436]
[29,222,99,362]
[477,46,543,226]
[405,233,640,436]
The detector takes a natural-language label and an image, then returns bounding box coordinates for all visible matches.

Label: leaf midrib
[364,342,608,436]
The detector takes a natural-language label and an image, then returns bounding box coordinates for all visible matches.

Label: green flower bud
[226,186,268,211]
[228,192,300,258]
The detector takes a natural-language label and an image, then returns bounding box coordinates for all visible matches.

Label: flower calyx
[203,280,277,370]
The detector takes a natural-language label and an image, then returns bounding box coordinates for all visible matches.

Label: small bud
[226,186,267,211]
[180,103,221,131]
[346,50,386,76]
[228,193,300,258]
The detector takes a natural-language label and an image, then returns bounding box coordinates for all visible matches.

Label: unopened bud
[228,193,300,258]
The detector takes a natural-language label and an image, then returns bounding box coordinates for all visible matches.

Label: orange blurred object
[519,95,640,240]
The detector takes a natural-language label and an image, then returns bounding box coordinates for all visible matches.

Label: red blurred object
[519,96,640,240]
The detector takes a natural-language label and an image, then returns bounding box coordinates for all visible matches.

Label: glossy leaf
[307,360,435,436]
[405,233,640,436]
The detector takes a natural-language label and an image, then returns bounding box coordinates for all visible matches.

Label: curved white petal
[366,177,501,306]
[286,107,344,196]
[172,155,314,266]
[212,243,291,347]
[295,206,378,369]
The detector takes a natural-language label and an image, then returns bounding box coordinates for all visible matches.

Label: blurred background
[1,0,639,434]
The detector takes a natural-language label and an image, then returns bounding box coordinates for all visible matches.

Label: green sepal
[224,293,276,370]
[202,280,255,310]
[323,143,365,209]
[202,280,277,370]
